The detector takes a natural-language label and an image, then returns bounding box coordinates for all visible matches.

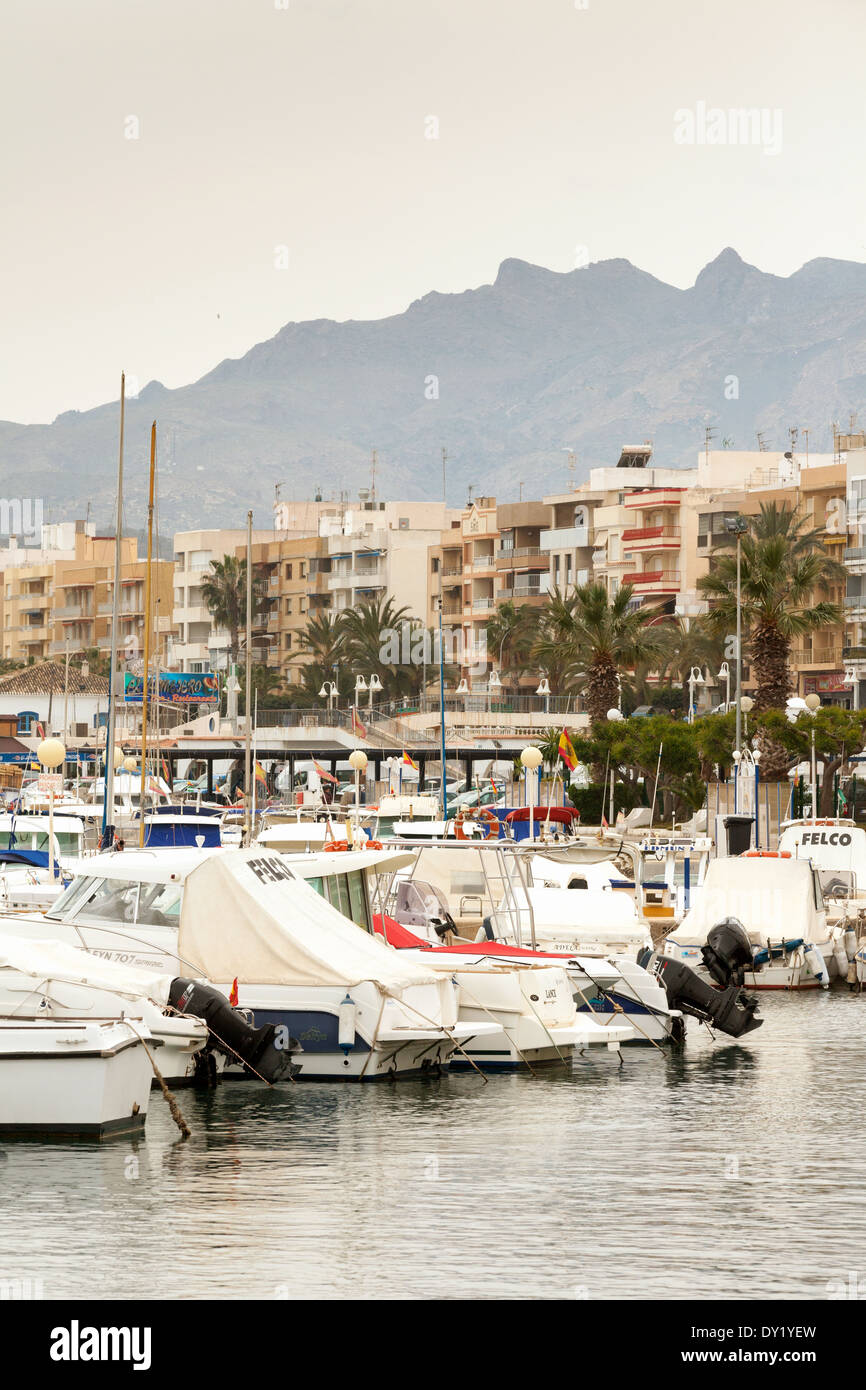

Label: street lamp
[37,737,66,880]
[724,514,749,750]
[805,692,821,818]
[367,673,382,716]
[348,748,368,822]
[606,708,624,823]
[487,668,502,716]
[718,661,731,711]
[688,666,705,725]
[318,681,338,718]
[845,666,860,712]
[520,745,543,842]
[740,695,754,742]
[536,676,551,714]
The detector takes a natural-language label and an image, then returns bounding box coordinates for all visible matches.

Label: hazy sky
[2,0,864,423]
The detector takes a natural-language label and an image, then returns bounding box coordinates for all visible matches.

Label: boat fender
[474,916,495,942]
[843,927,857,962]
[833,937,848,979]
[338,994,357,1052]
[803,943,829,988]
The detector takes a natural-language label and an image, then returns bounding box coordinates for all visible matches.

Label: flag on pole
[313,759,340,786]
[229,978,239,1007]
[254,760,267,785]
[601,814,609,829]
[558,728,577,771]
[351,706,367,739]
[403,750,419,771]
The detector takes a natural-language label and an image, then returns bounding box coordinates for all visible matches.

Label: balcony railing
[471,554,496,569]
[622,525,681,543]
[623,570,680,587]
[498,546,542,560]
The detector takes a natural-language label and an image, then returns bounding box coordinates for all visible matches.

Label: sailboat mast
[101,371,125,849]
[138,422,156,847]
[244,509,253,845]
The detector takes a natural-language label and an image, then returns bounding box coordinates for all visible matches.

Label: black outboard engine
[430,910,458,942]
[702,918,754,988]
[169,978,300,1083]
[638,950,762,1039]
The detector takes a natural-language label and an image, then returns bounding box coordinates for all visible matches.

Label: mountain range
[2,247,866,533]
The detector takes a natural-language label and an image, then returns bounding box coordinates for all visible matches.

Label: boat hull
[0,1022,153,1137]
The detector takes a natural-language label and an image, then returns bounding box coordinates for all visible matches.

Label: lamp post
[845,665,860,712]
[318,681,338,718]
[367,672,382,719]
[487,669,502,718]
[724,514,749,750]
[740,695,754,743]
[805,692,821,818]
[718,661,731,712]
[520,745,543,842]
[37,737,66,880]
[606,707,624,823]
[348,748,368,829]
[687,666,704,725]
[536,676,551,715]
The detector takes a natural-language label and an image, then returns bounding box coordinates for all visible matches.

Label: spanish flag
[313,759,340,786]
[403,750,419,771]
[558,728,577,771]
[351,706,368,739]
[229,978,239,1007]
[254,760,267,784]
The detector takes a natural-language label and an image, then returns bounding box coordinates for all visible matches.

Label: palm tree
[698,502,844,710]
[486,600,535,695]
[339,596,414,699]
[533,583,667,725]
[200,556,266,665]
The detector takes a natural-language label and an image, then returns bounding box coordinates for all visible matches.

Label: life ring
[365,839,384,850]
[324,839,351,852]
[742,850,791,858]
[455,807,499,841]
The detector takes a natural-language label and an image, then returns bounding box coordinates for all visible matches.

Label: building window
[398,517,410,530]
[300,562,306,579]
[284,632,292,649]
[285,563,293,580]
[16,710,39,734]
[285,597,292,614]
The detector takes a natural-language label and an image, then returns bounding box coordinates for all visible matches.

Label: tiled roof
[0,661,109,696]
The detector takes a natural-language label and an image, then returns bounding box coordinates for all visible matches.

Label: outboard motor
[638,950,762,1039]
[430,910,458,942]
[169,978,300,1083]
[702,918,754,988]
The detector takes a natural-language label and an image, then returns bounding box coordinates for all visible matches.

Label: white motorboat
[663,852,839,989]
[0,815,88,913]
[0,848,494,1080]
[375,841,682,1044]
[0,936,210,1136]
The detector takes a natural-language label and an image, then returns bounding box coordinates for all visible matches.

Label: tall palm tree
[533,583,667,725]
[698,502,844,710]
[486,600,535,694]
[200,556,266,666]
[339,596,414,698]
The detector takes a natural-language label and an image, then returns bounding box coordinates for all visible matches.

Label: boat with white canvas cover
[0,848,494,1079]
[271,844,630,1065]
[663,852,838,989]
[0,936,206,1136]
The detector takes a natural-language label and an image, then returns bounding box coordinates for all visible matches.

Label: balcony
[792,646,843,669]
[540,525,590,551]
[472,597,494,612]
[623,490,685,508]
[54,603,92,619]
[441,567,463,578]
[471,554,496,570]
[623,570,681,592]
[591,548,607,566]
[622,525,681,548]
[508,583,548,600]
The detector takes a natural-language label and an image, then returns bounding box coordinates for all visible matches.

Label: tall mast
[101,371,125,849]
[244,509,253,845]
[138,422,156,847]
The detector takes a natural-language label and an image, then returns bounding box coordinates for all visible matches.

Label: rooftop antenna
[467,483,476,506]
[788,426,799,452]
[802,427,810,466]
[756,431,769,452]
[441,447,448,506]
[563,448,577,489]
[370,448,377,504]
[704,424,716,468]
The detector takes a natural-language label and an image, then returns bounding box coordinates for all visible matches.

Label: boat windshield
[46,874,183,926]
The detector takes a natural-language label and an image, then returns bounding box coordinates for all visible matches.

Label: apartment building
[171,528,273,672]
[1,521,173,666]
[428,496,552,687]
[244,497,459,685]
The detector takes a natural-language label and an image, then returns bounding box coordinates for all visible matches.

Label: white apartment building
[171,528,273,672]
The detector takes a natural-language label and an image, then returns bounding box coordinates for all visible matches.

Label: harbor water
[1,989,864,1301]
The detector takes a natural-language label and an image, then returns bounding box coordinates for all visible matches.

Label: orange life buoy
[365,839,384,851]
[742,850,791,858]
[324,839,351,852]
[455,806,500,841]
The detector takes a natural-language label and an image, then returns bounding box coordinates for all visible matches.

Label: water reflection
[1,992,864,1300]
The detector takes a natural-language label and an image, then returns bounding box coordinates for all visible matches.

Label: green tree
[533,583,667,725]
[340,596,415,699]
[486,600,536,695]
[755,706,866,815]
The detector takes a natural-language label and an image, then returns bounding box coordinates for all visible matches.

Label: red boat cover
[372,914,574,960]
[504,805,580,824]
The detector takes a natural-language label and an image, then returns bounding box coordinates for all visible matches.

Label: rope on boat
[450,977,537,1076]
[124,1019,190,1140]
